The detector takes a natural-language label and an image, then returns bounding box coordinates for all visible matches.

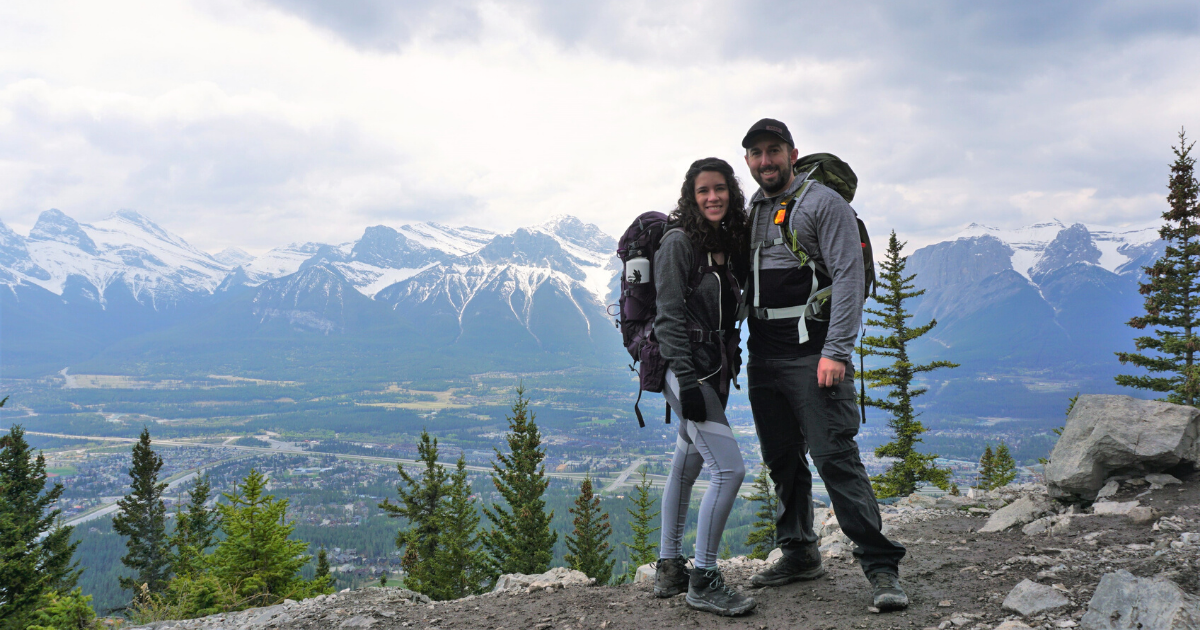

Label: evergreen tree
[1118,129,1200,405]
[0,421,81,629]
[975,446,995,490]
[210,469,318,606]
[315,547,330,584]
[860,231,959,498]
[481,387,556,578]
[378,431,448,599]
[564,476,614,585]
[976,444,1017,491]
[113,428,171,596]
[990,444,1018,489]
[434,456,485,598]
[169,475,218,577]
[620,470,658,582]
[744,466,778,560]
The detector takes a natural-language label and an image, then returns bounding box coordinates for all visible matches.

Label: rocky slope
[125,472,1200,630]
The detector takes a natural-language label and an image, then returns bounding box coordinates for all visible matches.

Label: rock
[995,622,1034,630]
[766,547,783,563]
[1126,506,1159,524]
[1096,480,1120,499]
[1079,569,1200,629]
[492,567,593,592]
[1093,501,1140,516]
[1022,514,1071,536]
[633,562,655,584]
[980,496,1051,533]
[1145,472,1182,486]
[339,616,376,628]
[1002,579,1071,616]
[1045,395,1200,501]
[903,493,938,509]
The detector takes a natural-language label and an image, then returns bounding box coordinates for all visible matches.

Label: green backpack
[787,153,875,299]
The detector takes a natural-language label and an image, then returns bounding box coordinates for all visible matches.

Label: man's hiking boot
[869,572,909,611]
[749,546,825,586]
[653,556,689,598]
[686,567,757,616]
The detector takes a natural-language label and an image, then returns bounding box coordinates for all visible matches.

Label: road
[602,457,647,493]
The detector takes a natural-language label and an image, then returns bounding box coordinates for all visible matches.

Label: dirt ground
[215,469,1200,630]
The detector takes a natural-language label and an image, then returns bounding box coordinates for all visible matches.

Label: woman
[651,157,754,617]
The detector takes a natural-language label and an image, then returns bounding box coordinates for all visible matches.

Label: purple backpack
[615,212,718,427]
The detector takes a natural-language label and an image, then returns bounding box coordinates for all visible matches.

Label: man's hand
[817,357,846,388]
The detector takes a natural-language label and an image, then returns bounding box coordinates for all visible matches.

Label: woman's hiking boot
[653,557,690,598]
[686,567,756,616]
[869,572,909,610]
[749,545,825,586]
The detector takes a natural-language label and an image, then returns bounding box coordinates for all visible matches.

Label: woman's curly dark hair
[669,157,748,258]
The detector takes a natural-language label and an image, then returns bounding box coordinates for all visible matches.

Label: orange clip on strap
[773,208,787,225]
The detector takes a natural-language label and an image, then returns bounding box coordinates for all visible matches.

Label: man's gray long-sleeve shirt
[745,175,864,363]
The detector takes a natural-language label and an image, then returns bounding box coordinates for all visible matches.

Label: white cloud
[0,0,1197,254]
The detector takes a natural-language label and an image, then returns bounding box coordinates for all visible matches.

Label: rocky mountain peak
[350,225,436,269]
[1030,223,1102,282]
[28,208,99,254]
[213,247,255,268]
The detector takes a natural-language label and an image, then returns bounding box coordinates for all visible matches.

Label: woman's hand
[679,385,708,422]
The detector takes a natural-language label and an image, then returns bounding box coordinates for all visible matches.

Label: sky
[1,0,1198,255]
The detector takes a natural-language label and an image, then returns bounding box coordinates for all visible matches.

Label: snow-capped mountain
[0,209,621,375]
[907,219,1163,374]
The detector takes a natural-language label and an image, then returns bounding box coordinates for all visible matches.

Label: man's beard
[756,165,789,195]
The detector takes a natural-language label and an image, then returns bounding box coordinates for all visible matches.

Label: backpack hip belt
[747,179,831,345]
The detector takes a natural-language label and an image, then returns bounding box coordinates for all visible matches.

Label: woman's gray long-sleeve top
[653,229,738,393]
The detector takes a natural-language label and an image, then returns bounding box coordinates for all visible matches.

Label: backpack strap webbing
[747,179,830,344]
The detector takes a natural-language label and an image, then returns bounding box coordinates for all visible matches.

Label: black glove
[679,385,708,423]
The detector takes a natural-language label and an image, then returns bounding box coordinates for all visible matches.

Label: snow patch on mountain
[957,219,1160,280]
[242,242,326,284]
[396,223,494,257]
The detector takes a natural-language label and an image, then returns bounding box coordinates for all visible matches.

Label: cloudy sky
[1,0,1198,254]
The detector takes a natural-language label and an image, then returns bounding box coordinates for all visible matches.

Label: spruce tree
[315,547,330,584]
[0,422,81,629]
[1118,129,1200,405]
[378,430,447,599]
[210,469,315,606]
[564,475,614,585]
[975,446,995,490]
[169,475,218,577]
[860,231,959,498]
[482,387,556,578]
[620,470,658,582]
[990,444,1018,490]
[113,428,171,596]
[744,466,778,560]
[434,456,485,598]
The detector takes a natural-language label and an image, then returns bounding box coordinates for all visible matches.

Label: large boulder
[1045,395,1200,501]
[1080,569,1200,629]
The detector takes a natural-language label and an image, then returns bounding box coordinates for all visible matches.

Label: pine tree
[990,444,1018,489]
[0,421,81,630]
[975,446,995,490]
[744,466,778,560]
[113,427,171,596]
[564,476,614,585]
[620,470,659,582]
[860,231,959,498]
[1118,129,1200,405]
[434,456,485,598]
[481,387,556,578]
[315,547,330,584]
[379,430,448,599]
[169,475,218,577]
[209,469,316,606]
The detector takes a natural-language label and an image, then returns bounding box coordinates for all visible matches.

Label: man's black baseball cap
[741,118,793,149]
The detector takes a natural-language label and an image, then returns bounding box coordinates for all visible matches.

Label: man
[740,118,908,610]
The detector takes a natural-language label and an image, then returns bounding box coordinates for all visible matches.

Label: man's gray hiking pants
[659,370,746,570]
[747,354,906,577]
